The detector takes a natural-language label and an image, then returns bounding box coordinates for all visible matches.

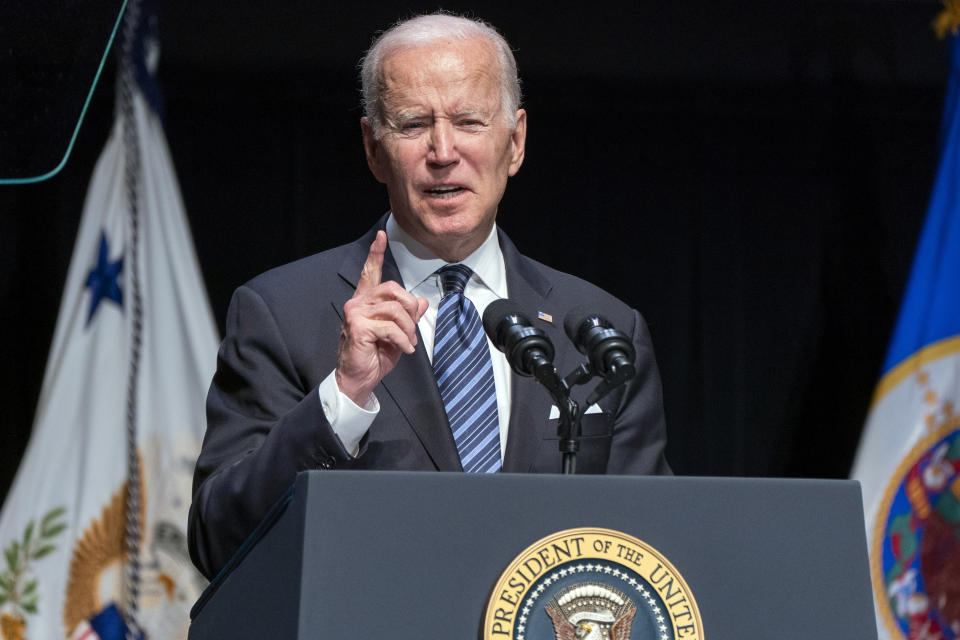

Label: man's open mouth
[425,185,467,198]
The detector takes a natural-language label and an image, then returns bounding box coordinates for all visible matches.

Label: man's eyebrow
[386,107,491,127]
[451,109,487,119]
[392,110,430,122]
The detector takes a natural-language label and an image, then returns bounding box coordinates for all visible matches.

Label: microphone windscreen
[482,298,524,341]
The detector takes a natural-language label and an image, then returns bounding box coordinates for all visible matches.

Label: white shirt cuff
[317,370,379,457]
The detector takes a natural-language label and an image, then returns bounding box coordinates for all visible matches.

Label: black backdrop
[0,1,949,503]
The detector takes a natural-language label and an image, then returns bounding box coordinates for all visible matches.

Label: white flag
[0,21,218,640]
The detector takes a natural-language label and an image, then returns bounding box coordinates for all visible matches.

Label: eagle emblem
[544,583,636,640]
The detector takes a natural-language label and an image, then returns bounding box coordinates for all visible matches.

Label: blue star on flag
[85,231,123,326]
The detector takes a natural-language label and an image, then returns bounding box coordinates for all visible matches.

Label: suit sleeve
[604,309,672,475]
[188,284,353,579]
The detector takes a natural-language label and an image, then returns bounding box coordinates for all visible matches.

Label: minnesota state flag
[0,1,218,638]
[851,23,960,640]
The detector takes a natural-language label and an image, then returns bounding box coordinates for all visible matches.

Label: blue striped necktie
[432,264,501,473]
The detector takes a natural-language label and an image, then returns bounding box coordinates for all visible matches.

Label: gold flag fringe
[934,0,960,39]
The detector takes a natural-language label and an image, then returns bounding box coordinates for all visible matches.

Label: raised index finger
[356,230,386,294]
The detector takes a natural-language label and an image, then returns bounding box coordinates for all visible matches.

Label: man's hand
[336,231,429,405]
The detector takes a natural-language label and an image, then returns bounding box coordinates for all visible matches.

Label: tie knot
[437,264,473,297]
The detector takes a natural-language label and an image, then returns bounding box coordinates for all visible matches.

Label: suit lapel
[336,218,462,471]
[498,230,562,473]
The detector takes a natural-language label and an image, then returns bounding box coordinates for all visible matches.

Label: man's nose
[427,121,459,167]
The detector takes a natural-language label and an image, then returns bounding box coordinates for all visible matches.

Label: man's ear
[361,117,387,184]
[507,109,527,177]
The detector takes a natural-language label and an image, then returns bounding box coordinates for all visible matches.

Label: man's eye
[401,122,425,131]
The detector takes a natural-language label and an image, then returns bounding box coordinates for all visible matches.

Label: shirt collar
[385,213,507,298]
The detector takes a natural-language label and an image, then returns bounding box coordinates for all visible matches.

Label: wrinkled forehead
[377,38,503,113]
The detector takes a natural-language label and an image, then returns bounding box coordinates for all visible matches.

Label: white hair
[360,13,522,137]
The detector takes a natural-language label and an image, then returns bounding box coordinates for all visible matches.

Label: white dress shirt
[318,214,512,459]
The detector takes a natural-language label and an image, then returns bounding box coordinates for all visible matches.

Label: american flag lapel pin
[537,311,553,323]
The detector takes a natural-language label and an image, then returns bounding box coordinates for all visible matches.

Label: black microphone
[563,307,636,386]
[482,298,556,381]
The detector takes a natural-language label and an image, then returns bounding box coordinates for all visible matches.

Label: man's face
[361,37,526,262]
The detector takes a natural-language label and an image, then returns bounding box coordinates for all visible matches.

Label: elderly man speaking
[189,13,670,580]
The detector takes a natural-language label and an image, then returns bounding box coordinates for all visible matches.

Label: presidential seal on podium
[483,527,703,640]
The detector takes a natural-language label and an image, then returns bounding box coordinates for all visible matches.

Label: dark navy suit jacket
[188,219,670,579]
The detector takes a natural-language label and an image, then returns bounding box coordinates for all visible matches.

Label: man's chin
[421,221,492,262]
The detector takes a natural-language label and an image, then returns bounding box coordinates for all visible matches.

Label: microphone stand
[527,361,579,474]
[557,398,581,474]
[535,362,628,474]
[534,363,605,475]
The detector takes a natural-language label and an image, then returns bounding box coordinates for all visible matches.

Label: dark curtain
[0,1,945,503]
